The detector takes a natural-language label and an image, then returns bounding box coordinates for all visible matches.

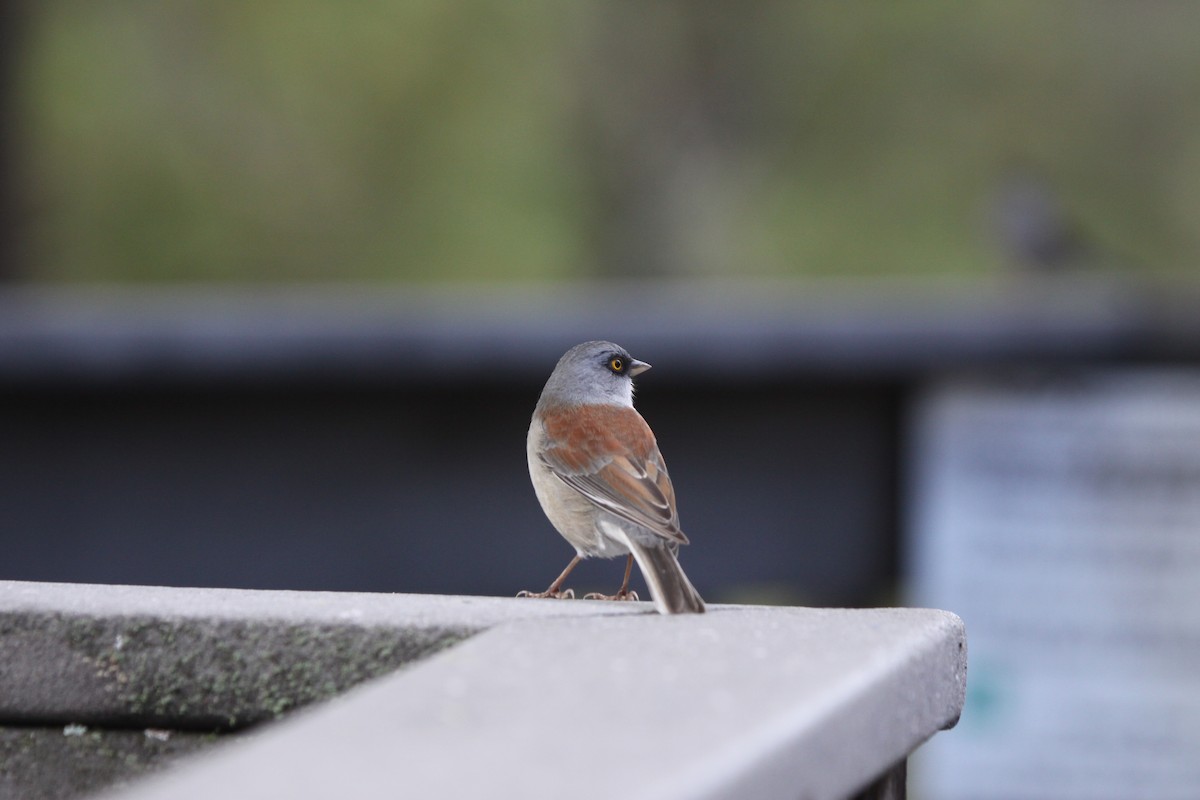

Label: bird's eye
[609,357,625,373]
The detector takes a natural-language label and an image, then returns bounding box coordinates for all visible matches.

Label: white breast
[526,416,630,558]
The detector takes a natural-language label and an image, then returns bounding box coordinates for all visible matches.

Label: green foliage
[16,2,1200,281]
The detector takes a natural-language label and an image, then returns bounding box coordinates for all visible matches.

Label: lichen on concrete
[2,610,473,728]
[116,616,468,727]
[0,725,222,800]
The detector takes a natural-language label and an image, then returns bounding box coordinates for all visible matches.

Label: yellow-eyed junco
[519,341,705,614]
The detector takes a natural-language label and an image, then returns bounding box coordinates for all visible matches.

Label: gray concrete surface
[1,581,966,800]
[0,581,653,800]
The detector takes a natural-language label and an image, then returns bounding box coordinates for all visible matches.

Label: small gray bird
[519,341,705,614]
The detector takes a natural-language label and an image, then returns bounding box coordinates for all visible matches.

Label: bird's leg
[584,554,640,602]
[615,553,639,600]
[516,555,581,599]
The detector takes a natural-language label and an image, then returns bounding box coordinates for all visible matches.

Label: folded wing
[538,405,688,546]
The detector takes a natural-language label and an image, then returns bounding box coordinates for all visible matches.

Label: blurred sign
[909,373,1200,800]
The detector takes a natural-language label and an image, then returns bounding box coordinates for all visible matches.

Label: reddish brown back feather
[542,405,653,461]
[538,404,686,544]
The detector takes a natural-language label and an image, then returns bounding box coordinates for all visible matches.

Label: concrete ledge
[1,582,966,800]
[0,581,641,728]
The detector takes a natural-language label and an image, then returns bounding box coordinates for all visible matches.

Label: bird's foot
[516,588,576,600]
[583,589,640,602]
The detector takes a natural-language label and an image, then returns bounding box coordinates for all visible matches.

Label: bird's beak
[629,359,652,377]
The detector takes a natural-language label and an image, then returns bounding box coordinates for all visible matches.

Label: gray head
[537,340,652,409]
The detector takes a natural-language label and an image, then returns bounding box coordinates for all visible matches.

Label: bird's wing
[537,404,688,546]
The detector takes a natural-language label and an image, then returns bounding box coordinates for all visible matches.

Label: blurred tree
[10,1,1200,283]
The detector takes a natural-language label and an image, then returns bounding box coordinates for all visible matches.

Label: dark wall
[6,278,1194,605]
[0,377,899,606]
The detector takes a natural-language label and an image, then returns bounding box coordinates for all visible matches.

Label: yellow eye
[609,357,625,373]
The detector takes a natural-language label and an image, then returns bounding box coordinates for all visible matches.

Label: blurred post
[909,373,1200,798]
[0,3,26,279]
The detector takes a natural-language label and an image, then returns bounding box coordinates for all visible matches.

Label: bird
[519,340,705,614]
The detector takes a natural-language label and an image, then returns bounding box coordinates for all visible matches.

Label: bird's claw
[516,588,576,600]
[583,590,639,602]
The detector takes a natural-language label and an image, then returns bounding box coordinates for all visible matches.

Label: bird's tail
[628,541,706,614]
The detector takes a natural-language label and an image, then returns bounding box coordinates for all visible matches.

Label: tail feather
[597,519,705,614]
[628,541,706,615]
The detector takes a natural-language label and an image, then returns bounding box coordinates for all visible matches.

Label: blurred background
[2,2,1200,798]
